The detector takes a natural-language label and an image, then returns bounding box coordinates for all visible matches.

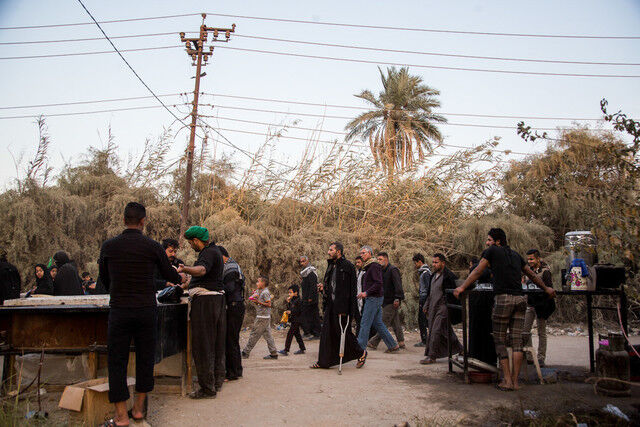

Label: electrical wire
[199,103,561,131]
[76,0,188,128]
[234,34,640,67]
[0,13,201,30]
[0,32,191,45]
[3,42,638,78]
[203,12,640,40]
[200,93,602,121]
[198,123,530,157]
[196,114,532,155]
[0,104,189,119]
[0,92,603,122]
[2,31,637,67]
[0,93,184,110]
[0,45,182,60]
[69,3,297,180]
[215,46,640,78]
[2,11,638,40]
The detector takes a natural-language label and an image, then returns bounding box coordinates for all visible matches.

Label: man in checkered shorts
[454,228,555,391]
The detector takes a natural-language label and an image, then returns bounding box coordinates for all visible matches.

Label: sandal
[309,362,322,369]
[356,350,367,368]
[495,383,514,392]
[127,409,144,421]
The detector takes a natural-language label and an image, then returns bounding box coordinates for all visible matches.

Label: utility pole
[179,14,235,238]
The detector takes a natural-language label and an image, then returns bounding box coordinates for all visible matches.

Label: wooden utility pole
[179,14,235,237]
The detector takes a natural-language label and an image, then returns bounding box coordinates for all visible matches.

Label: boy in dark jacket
[279,284,306,355]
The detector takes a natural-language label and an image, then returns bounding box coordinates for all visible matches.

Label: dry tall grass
[1,119,636,327]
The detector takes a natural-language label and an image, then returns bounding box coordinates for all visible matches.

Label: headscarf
[184,226,210,242]
[53,251,71,268]
[33,263,54,295]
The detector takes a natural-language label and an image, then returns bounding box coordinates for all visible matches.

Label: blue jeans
[357,296,397,350]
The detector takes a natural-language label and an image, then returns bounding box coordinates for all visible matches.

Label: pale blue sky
[1,1,639,187]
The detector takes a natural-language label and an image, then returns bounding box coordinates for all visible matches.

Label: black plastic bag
[157,285,184,304]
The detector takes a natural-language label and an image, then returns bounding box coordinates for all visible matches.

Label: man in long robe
[420,253,463,364]
[312,242,366,369]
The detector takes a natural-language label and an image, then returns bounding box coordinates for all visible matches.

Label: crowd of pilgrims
[0,201,557,425]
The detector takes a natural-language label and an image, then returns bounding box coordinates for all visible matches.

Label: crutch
[338,314,350,375]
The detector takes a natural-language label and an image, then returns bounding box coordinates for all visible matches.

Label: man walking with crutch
[311,242,366,371]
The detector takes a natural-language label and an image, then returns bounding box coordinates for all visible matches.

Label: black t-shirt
[99,229,182,308]
[189,244,224,292]
[481,245,525,295]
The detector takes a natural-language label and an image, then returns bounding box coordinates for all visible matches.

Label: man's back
[99,229,181,308]
[0,260,20,304]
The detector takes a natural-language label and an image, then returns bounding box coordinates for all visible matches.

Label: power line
[4,41,637,78]
[2,31,637,67]
[68,3,296,181]
[0,45,181,60]
[0,104,189,119]
[234,35,640,67]
[200,104,560,131]
[215,46,640,79]
[76,0,186,127]
[3,42,639,78]
[200,92,602,121]
[0,13,201,30]
[2,11,639,40]
[0,92,602,121]
[0,93,184,110]
[0,32,189,45]
[204,12,640,40]
[197,114,532,155]
[200,125,529,157]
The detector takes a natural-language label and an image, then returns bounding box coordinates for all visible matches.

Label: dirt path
[148,330,640,426]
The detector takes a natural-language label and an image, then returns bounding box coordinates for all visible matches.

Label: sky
[1,0,639,189]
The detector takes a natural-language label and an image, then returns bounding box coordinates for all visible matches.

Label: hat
[184,226,210,242]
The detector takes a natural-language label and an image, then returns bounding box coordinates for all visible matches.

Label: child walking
[279,284,306,355]
[242,276,278,360]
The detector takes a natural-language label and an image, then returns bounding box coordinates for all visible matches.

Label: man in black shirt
[368,252,405,349]
[454,228,555,391]
[219,246,245,381]
[99,202,184,426]
[177,226,226,399]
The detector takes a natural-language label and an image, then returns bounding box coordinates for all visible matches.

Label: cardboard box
[59,377,135,426]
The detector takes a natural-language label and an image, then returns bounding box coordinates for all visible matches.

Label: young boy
[242,276,278,360]
[279,284,306,356]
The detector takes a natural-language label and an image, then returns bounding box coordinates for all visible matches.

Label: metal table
[0,302,190,395]
[445,287,628,383]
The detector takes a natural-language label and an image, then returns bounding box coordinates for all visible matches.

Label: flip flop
[127,409,144,421]
[495,383,514,392]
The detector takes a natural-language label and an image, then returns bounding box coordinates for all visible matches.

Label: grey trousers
[243,317,277,356]
[523,305,547,363]
[368,303,404,348]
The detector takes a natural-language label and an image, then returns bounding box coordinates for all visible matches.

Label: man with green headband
[178,225,226,399]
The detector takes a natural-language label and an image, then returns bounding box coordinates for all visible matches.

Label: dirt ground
[141,330,640,426]
[13,329,640,426]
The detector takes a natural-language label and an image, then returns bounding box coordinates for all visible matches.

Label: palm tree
[345,67,446,177]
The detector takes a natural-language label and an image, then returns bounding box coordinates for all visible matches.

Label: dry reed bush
[4,119,634,327]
